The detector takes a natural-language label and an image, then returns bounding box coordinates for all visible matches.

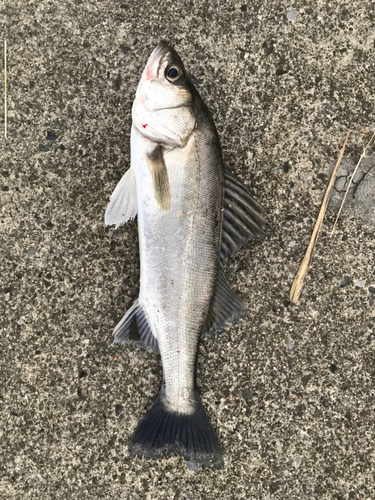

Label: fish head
[132,41,196,147]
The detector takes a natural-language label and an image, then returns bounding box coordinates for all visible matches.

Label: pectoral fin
[145,146,171,211]
[105,167,138,228]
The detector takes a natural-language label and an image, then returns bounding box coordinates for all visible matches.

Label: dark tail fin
[129,388,223,469]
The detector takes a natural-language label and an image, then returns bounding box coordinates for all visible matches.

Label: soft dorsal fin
[201,271,245,338]
[145,146,171,211]
[220,169,268,264]
[105,167,138,228]
[113,299,159,354]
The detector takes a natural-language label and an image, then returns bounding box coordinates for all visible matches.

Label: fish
[105,41,267,468]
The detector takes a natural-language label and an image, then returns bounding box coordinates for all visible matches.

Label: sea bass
[105,41,267,468]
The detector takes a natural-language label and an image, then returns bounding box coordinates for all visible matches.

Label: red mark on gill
[142,123,148,129]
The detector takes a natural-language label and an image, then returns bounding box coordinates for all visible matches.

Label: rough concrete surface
[1,1,375,499]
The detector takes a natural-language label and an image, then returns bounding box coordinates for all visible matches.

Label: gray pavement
[1,1,375,499]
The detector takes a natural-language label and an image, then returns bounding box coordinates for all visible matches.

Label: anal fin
[113,299,159,354]
[201,271,245,338]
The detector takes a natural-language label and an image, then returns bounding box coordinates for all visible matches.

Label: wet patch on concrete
[328,156,375,227]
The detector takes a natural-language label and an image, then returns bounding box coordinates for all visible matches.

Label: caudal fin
[129,388,223,469]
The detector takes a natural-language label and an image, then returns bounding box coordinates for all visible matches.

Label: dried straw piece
[4,40,7,139]
[290,131,351,303]
[330,130,375,236]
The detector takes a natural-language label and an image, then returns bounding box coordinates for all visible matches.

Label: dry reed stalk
[4,40,7,139]
[290,130,351,303]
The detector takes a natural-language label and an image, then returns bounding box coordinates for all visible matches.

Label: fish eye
[166,65,182,82]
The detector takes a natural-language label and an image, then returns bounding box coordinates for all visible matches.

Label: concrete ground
[1,1,375,499]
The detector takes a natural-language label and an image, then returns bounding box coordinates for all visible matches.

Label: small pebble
[46,131,57,141]
[354,280,365,287]
[286,337,294,350]
[27,247,36,257]
[115,404,123,416]
[242,388,252,401]
[369,286,375,295]
[288,241,295,247]
[270,482,279,493]
[292,456,302,468]
[339,276,352,287]
[186,461,198,472]
[287,8,295,21]
[301,374,311,387]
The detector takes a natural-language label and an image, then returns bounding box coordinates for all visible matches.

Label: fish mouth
[143,41,182,81]
[149,40,171,63]
[155,104,190,111]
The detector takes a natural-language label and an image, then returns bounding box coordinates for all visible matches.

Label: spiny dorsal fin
[145,146,171,211]
[201,271,245,338]
[113,299,159,354]
[220,169,268,264]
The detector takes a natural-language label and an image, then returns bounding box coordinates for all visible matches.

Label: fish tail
[129,387,223,469]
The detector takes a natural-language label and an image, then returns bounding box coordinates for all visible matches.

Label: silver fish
[105,41,267,468]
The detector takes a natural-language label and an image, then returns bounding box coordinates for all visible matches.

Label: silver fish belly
[105,41,267,468]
